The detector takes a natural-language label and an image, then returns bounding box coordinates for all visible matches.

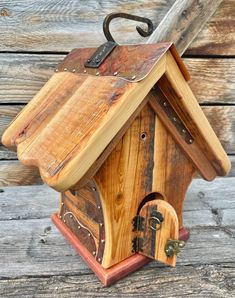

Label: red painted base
[179,226,190,241]
[52,213,190,286]
[51,213,151,286]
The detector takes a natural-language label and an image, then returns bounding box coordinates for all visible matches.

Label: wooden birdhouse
[2,13,230,286]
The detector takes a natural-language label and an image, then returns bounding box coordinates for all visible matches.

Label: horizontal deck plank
[0,145,17,159]
[0,0,233,56]
[0,263,234,297]
[0,177,234,222]
[0,0,174,52]
[0,160,42,186]
[0,178,234,279]
[202,106,235,154]
[186,0,235,56]
[0,55,234,104]
[185,58,235,105]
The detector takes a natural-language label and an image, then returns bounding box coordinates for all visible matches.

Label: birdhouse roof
[2,43,230,191]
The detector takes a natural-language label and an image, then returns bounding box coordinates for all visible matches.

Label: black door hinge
[132,215,145,231]
[132,237,144,252]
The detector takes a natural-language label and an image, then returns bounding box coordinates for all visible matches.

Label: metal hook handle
[103,12,154,43]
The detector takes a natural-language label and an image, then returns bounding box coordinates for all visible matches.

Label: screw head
[179,241,185,248]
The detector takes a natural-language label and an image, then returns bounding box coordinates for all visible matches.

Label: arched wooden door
[134,199,184,266]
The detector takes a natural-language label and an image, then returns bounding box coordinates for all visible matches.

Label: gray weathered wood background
[0,179,234,296]
[0,0,234,186]
[0,0,234,296]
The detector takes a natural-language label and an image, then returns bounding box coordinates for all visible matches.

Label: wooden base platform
[52,213,190,286]
[51,213,151,286]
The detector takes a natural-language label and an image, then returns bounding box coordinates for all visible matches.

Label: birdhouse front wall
[59,103,196,269]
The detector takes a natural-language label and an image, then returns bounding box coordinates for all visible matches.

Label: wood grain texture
[152,118,196,227]
[0,0,228,55]
[1,155,235,187]
[0,105,23,138]
[92,94,208,268]
[94,104,155,268]
[138,199,179,266]
[151,87,218,181]
[0,177,234,222]
[0,177,234,296]
[0,160,41,186]
[0,103,234,187]
[147,0,223,56]
[0,54,63,104]
[0,264,234,297]
[1,55,234,104]
[186,58,235,104]
[164,52,231,177]
[0,0,174,52]
[0,145,17,159]
[0,105,235,154]
[1,105,235,152]
[52,213,151,286]
[2,52,166,191]
[186,0,235,56]
[59,184,105,261]
[203,106,235,155]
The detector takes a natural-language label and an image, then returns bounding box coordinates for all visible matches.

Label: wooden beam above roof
[147,0,223,55]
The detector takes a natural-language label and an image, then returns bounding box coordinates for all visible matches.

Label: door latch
[165,239,185,257]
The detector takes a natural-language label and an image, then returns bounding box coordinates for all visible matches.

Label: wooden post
[147,0,223,55]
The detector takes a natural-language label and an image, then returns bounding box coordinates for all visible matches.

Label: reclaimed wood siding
[0,0,234,186]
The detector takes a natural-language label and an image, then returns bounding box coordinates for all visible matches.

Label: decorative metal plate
[85,41,117,68]
[55,43,189,82]
[156,90,194,144]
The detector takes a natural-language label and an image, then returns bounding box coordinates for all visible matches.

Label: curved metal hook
[103,12,154,43]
